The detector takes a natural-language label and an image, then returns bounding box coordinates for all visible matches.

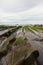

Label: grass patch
[15,38,24,45]
[31,26,43,31]
[22,26,30,31]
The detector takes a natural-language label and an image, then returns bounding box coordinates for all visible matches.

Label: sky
[0,0,43,25]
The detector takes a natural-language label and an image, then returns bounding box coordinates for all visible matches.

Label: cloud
[0,0,43,25]
[17,2,43,19]
[0,0,42,13]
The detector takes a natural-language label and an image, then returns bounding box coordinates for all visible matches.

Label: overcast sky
[0,0,42,13]
[0,0,43,25]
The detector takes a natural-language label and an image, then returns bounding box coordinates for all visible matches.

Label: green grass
[31,26,43,31]
[15,38,24,45]
[0,25,16,31]
[22,26,30,31]
[22,26,25,32]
